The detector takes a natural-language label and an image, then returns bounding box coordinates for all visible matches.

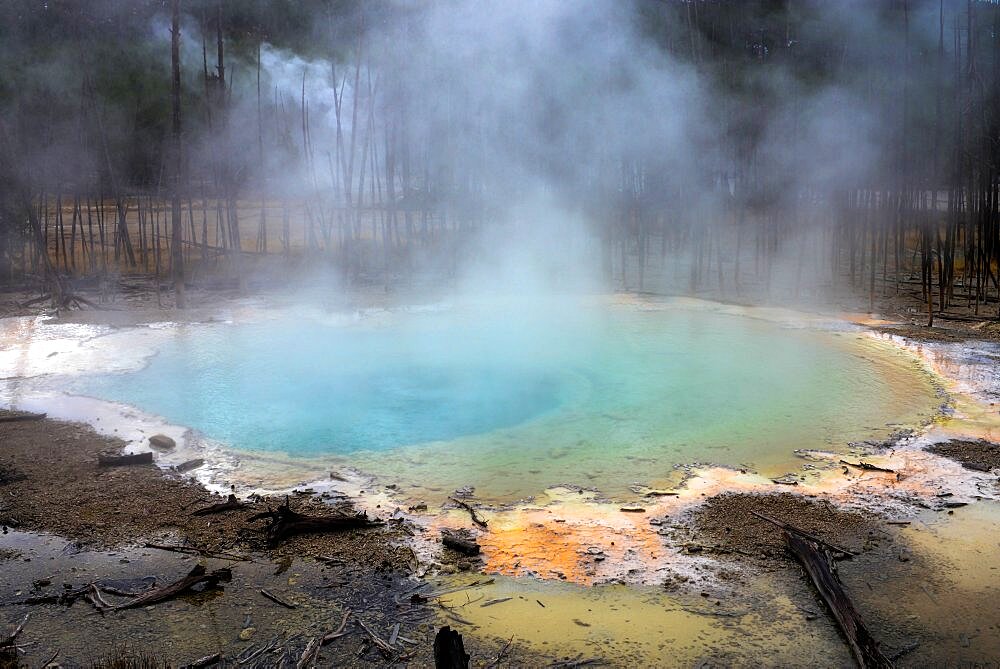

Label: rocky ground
[0,412,546,668]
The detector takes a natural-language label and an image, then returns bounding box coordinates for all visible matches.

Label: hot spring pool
[69,298,939,500]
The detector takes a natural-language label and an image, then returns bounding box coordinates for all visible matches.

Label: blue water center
[69,299,938,498]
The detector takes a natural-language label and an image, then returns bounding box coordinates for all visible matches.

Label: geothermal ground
[0,286,999,667]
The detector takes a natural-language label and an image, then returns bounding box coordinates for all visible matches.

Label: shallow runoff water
[63,296,939,501]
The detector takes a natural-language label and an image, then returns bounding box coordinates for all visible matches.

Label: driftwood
[260,588,296,609]
[840,460,895,474]
[296,638,321,669]
[449,497,488,530]
[98,451,153,467]
[115,565,231,610]
[173,458,206,473]
[182,653,222,668]
[441,529,480,555]
[434,626,470,669]
[784,530,892,669]
[321,610,352,644]
[0,613,28,648]
[0,411,46,423]
[750,510,857,557]
[191,494,245,516]
[357,619,396,657]
[248,497,382,545]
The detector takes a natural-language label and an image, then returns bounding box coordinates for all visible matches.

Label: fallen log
[191,494,245,516]
[115,565,231,610]
[441,529,480,556]
[173,458,206,473]
[0,411,46,423]
[18,294,52,309]
[784,530,892,669]
[750,511,857,557]
[98,451,153,467]
[434,626,470,669]
[840,460,895,474]
[449,497,488,530]
[248,497,382,546]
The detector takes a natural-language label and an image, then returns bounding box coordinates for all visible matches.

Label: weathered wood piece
[173,458,206,473]
[0,613,28,648]
[143,542,248,561]
[784,530,892,669]
[441,529,480,555]
[115,565,231,610]
[750,510,857,557]
[321,610,352,644]
[98,451,153,467]
[248,497,382,545]
[840,460,895,474]
[434,625,470,669]
[191,493,245,516]
[449,497,488,530]
[182,652,222,668]
[260,588,296,609]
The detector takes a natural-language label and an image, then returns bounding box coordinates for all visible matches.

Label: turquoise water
[72,299,938,499]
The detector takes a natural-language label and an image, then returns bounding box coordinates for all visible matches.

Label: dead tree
[247,497,383,546]
[170,0,186,308]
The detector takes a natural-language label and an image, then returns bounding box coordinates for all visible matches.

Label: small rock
[149,434,176,451]
[239,627,256,641]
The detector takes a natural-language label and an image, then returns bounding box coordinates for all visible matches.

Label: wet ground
[2,288,1000,666]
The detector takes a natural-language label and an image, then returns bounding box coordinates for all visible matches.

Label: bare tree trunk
[170,0,185,308]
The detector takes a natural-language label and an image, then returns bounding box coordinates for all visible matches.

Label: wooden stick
[449,497,488,530]
[0,613,29,648]
[183,652,222,668]
[750,511,857,557]
[260,588,296,609]
[840,460,896,474]
[356,619,395,657]
[321,610,352,644]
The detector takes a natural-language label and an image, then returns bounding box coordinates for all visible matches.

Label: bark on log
[751,510,857,557]
[115,565,231,610]
[784,530,892,669]
[248,497,382,546]
[840,460,896,474]
[173,458,205,473]
[441,529,480,555]
[191,493,245,516]
[434,626,470,669]
[98,451,154,467]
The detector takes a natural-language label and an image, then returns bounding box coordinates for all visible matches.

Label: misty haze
[1,1,1000,667]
